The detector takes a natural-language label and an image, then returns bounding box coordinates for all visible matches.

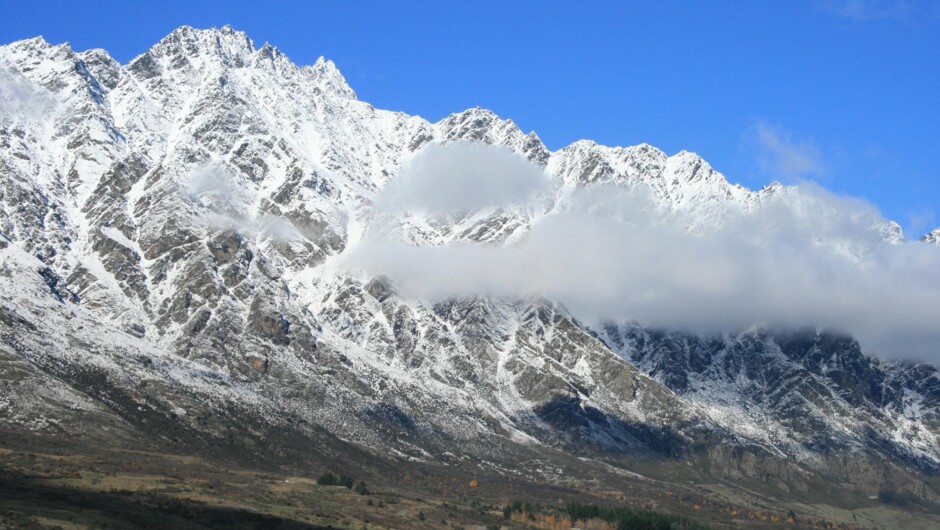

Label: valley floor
[1,432,936,530]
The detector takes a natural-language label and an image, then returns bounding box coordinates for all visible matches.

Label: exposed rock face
[0,26,938,511]
[923,227,940,244]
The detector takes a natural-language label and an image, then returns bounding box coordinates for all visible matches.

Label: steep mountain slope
[1,26,938,518]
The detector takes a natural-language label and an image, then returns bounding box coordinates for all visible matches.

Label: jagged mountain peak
[666,149,717,177]
[670,150,727,176]
[0,35,78,75]
[129,24,256,73]
[77,48,121,90]
[435,106,550,164]
[2,26,361,102]
[120,26,359,101]
[880,220,905,244]
[0,35,50,52]
[305,55,357,99]
[153,24,254,55]
[77,47,117,63]
[255,41,287,63]
[0,35,80,63]
[550,139,741,204]
[627,142,667,157]
[923,227,940,244]
[436,106,518,137]
[760,180,784,193]
[3,27,940,522]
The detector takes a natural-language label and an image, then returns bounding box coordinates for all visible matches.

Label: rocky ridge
[1,25,939,513]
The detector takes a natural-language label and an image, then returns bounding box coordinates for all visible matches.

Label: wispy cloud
[342,141,940,362]
[751,121,827,180]
[183,164,305,242]
[818,0,913,21]
[375,141,551,215]
[0,61,66,122]
[908,208,936,237]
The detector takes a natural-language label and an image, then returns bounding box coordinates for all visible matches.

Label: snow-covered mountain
[923,227,940,244]
[2,25,939,511]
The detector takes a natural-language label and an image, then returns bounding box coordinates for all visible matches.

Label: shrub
[316,472,337,486]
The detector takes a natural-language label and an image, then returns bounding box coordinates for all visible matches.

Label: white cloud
[752,121,827,180]
[342,145,940,362]
[0,62,66,123]
[375,141,552,215]
[186,164,240,204]
[184,164,304,242]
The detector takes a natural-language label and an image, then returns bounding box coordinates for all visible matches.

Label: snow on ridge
[922,227,940,244]
[1,26,938,490]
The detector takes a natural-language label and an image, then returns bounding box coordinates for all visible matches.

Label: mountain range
[1,25,939,528]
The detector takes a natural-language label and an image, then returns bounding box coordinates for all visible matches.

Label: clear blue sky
[2,1,938,236]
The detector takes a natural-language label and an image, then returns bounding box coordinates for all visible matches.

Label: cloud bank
[343,141,940,362]
[375,141,552,215]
